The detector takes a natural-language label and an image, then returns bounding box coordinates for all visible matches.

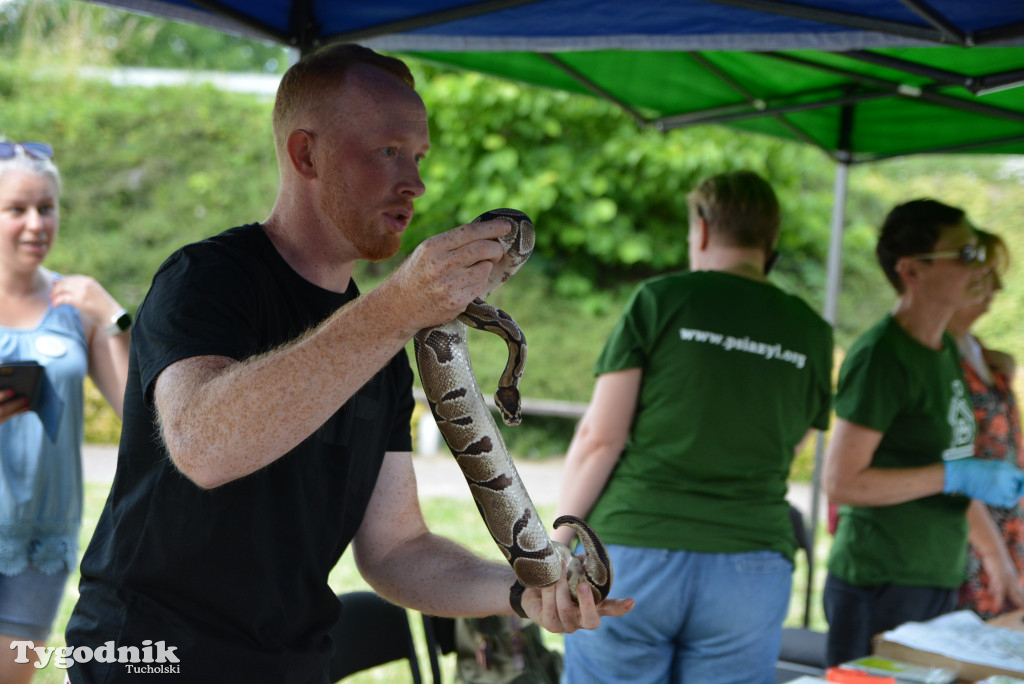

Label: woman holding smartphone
[0,138,130,683]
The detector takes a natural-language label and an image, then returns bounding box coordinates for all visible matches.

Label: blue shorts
[0,567,70,641]
[563,545,793,684]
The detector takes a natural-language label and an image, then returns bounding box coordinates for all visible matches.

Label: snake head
[472,208,536,298]
[494,386,522,426]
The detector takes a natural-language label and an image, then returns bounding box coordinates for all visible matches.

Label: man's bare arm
[155,220,509,488]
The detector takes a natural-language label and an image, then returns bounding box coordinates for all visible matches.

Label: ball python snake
[413,208,613,615]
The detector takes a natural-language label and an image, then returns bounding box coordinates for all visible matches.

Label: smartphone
[0,361,45,403]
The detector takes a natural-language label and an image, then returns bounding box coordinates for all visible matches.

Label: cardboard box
[872,611,1024,683]
[985,611,1024,632]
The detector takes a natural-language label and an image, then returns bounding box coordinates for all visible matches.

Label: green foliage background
[3,0,1024,463]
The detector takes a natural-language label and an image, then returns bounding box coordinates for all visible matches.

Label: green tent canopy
[409,46,1024,162]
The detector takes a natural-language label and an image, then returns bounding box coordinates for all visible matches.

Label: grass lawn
[35,476,828,683]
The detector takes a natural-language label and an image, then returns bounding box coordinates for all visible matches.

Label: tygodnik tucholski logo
[10,639,180,673]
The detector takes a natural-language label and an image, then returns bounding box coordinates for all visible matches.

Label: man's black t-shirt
[66,224,414,683]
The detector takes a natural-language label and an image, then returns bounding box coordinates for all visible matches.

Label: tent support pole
[823,160,848,326]
[804,156,849,627]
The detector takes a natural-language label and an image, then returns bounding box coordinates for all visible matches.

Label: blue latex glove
[943,458,1024,507]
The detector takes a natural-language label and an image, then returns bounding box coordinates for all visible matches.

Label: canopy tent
[75,0,1024,628]
[80,1,1024,313]
[402,46,1024,162]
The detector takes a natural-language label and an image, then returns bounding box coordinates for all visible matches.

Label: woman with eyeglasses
[947,229,1024,619]
[822,199,1024,666]
[0,139,129,682]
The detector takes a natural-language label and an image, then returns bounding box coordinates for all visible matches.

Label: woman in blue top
[0,139,130,683]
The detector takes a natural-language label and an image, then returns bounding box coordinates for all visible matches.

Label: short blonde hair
[272,44,415,150]
[686,170,780,251]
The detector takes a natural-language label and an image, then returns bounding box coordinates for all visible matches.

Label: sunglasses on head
[910,243,986,266]
[0,141,55,161]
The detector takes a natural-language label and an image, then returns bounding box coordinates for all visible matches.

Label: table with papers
[872,610,1024,683]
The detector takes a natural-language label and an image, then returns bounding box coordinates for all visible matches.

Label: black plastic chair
[329,590,444,683]
[775,505,829,683]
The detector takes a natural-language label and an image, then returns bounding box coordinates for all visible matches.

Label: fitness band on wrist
[104,308,132,337]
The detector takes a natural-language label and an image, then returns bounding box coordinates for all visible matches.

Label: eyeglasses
[0,142,55,161]
[909,244,986,266]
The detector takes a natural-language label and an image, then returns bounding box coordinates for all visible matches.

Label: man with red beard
[64,44,632,684]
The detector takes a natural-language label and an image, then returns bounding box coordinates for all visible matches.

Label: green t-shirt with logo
[586,271,833,560]
[827,315,973,588]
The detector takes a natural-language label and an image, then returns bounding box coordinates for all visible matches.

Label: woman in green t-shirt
[823,199,1024,666]
[554,171,834,684]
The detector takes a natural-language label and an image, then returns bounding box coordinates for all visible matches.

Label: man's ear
[695,215,710,251]
[285,129,317,180]
[895,256,921,289]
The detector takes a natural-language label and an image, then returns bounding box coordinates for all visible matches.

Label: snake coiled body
[413,209,612,605]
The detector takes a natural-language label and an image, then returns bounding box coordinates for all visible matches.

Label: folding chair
[329,590,443,683]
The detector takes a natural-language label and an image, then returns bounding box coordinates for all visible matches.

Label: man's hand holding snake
[521,574,635,634]
[381,218,512,336]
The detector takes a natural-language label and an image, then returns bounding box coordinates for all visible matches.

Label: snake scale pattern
[413,208,613,607]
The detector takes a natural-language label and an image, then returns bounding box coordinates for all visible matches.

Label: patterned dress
[957,339,1024,618]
